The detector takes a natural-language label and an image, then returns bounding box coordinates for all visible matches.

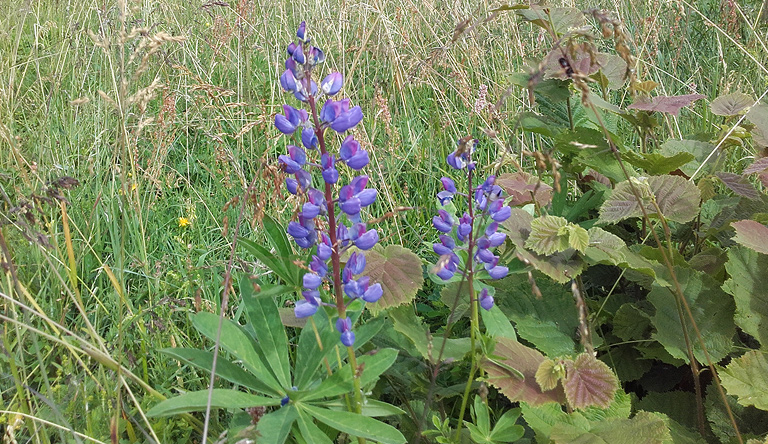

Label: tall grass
[1,0,766,441]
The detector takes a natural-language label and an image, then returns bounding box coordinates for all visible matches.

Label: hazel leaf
[716,172,761,200]
[364,245,424,313]
[710,92,754,116]
[567,225,589,253]
[627,94,705,116]
[496,171,553,207]
[731,220,768,255]
[525,215,570,255]
[598,174,701,224]
[720,351,768,410]
[743,157,768,175]
[563,353,619,410]
[482,337,566,406]
[723,246,768,347]
[536,359,565,391]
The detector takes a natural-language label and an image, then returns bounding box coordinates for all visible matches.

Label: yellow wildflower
[178,217,191,228]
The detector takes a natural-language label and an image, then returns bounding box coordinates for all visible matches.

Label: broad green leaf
[482,337,566,405]
[295,408,334,444]
[146,389,280,417]
[294,309,337,390]
[584,227,626,265]
[525,215,570,255]
[503,208,586,283]
[192,312,283,395]
[635,391,698,430]
[568,225,589,253]
[491,274,578,357]
[440,281,470,322]
[563,353,618,410]
[705,383,768,442]
[364,245,424,313]
[263,214,294,263]
[389,305,471,362]
[659,139,713,177]
[242,278,292,389]
[648,271,735,363]
[301,404,406,444]
[255,405,298,444]
[627,94,705,116]
[554,127,625,183]
[160,348,274,395]
[600,345,652,382]
[481,305,517,340]
[595,53,628,90]
[612,303,651,341]
[731,220,768,255]
[579,390,632,422]
[720,351,768,410]
[598,175,701,224]
[303,348,398,401]
[551,411,670,444]
[723,246,768,347]
[517,111,562,137]
[516,6,585,35]
[520,402,588,442]
[497,171,554,207]
[472,395,491,434]
[710,92,753,116]
[565,190,605,222]
[746,103,768,144]
[622,150,696,175]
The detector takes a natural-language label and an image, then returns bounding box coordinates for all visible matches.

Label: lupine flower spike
[275,22,380,347]
[432,138,511,310]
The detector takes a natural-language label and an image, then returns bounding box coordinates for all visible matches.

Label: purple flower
[486,261,508,279]
[479,288,494,310]
[435,253,459,280]
[336,317,355,347]
[362,283,383,303]
[320,98,349,123]
[338,176,377,221]
[295,291,321,318]
[307,46,325,66]
[457,213,472,241]
[433,209,454,233]
[288,216,316,249]
[274,105,307,135]
[321,153,339,184]
[441,177,457,193]
[301,127,318,150]
[283,152,308,183]
[296,21,307,42]
[446,151,467,170]
[330,106,363,133]
[301,188,326,219]
[293,80,318,102]
[287,42,298,57]
[292,42,306,64]
[317,233,332,261]
[280,69,298,92]
[321,72,343,96]
[339,135,369,170]
[348,223,379,250]
[303,272,322,289]
[309,255,328,277]
[345,251,366,276]
[433,235,455,255]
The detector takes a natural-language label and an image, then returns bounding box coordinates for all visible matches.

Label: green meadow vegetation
[2,0,768,442]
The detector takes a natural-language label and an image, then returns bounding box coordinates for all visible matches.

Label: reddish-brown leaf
[364,245,424,313]
[627,94,705,116]
[716,172,761,200]
[482,338,566,406]
[743,157,768,175]
[563,353,618,409]
[497,172,553,207]
[732,220,768,255]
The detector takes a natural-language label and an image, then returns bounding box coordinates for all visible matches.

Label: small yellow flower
[178,217,191,228]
